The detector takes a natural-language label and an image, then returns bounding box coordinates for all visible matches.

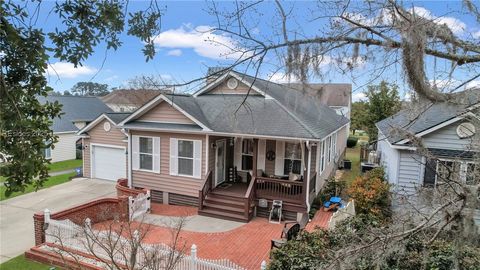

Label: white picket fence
[129,191,151,221]
[43,209,264,270]
[327,200,356,229]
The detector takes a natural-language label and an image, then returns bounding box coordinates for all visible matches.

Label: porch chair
[270,221,301,250]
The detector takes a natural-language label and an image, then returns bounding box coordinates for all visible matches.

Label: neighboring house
[101,89,165,112]
[38,95,113,162]
[77,71,350,222]
[376,89,479,194]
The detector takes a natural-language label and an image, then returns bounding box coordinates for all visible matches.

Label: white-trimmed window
[139,137,153,171]
[435,159,462,187]
[284,142,302,175]
[170,138,202,178]
[132,135,160,173]
[465,162,479,186]
[44,147,52,160]
[327,136,332,163]
[241,139,254,171]
[178,140,194,176]
[320,140,326,172]
[332,132,337,158]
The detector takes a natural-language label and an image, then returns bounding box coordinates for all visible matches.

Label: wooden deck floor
[212,182,248,197]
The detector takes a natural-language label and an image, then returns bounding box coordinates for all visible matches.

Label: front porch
[199,136,318,222]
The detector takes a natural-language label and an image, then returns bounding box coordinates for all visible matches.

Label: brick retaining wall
[116,178,148,197]
[33,197,129,246]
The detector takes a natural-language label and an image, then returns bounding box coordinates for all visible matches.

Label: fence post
[190,244,197,270]
[44,209,51,224]
[146,190,151,213]
[85,217,92,231]
[261,260,267,270]
[128,195,133,221]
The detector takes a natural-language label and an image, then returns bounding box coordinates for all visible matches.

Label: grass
[0,254,52,270]
[340,145,362,186]
[47,158,82,172]
[0,172,75,201]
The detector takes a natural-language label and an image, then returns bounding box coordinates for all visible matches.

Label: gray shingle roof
[38,95,113,132]
[377,89,480,144]
[105,113,132,124]
[237,72,350,138]
[156,72,349,139]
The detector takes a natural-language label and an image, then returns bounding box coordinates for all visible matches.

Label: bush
[347,136,359,148]
[347,168,391,220]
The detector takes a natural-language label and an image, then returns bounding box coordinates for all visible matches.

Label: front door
[215,139,226,186]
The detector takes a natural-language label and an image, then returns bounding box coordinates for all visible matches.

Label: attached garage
[91,144,126,181]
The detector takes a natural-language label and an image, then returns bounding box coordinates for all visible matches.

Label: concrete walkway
[0,178,116,263]
[142,213,245,233]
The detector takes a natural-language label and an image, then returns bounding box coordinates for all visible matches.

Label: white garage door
[92,145,126,181]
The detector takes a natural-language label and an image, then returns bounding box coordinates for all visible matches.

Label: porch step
[203,202,244,214]
[204,195,245,209]
[198,207,250,223]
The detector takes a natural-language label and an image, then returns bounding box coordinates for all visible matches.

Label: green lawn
[340,145,362,186]
[0,255,52,270]
[0,172,75,201]
[48,158,82,172]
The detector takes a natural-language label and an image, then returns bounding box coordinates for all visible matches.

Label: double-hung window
[241,139,254,170]
[139,137,153,171]
[284,142,302,174]
[178,140,194,176]
[436,160,461,187]
[43,140,52,160]
[320,140,326,172]
[465,162,479,186]
[327,136,332,163]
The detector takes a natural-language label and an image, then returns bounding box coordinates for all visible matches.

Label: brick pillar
[33,213,45,246]
[117,196,130,221]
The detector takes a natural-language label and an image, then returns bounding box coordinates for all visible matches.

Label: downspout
[126,129,132,188]
[305,141,312,212]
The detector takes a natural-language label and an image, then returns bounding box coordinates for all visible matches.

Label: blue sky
[31,1,479,101]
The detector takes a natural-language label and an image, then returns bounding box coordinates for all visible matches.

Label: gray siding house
[375,89,479,194]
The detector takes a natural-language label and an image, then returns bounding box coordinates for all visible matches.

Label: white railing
[43,209,263,270]
[129,191,151,221]
[327,200,356,229]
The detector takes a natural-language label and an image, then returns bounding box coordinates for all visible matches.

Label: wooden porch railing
[309,172,317,194]
[198,170,213,210]
[243,177,257,220]
[255,177,306,206]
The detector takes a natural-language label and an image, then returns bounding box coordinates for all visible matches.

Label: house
[376,89,479,194]
[38,95,113,162]
[77,71,350,222]
[101,89,165,112]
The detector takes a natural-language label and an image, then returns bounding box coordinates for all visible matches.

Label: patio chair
[270,221,301,250]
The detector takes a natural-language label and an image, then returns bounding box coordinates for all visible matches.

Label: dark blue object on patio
[323,201,331,208]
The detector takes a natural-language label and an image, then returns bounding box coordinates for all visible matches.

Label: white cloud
[409,7,466,34]
[473,30,480,38]
[46,62,97,79]
[352,92,366,102]
[105,75,119,82]
[153,24,249,60]
[267,72,299,83]
[167,49,182,56]
[465,80,480,89]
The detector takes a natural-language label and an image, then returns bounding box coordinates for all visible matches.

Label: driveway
[0,178,116,263]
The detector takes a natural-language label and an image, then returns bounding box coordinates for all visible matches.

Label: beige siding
[139,101,194,124]
[83,119,127,178]
[315,125,348,191]
[131,131,206,198]
[51,133,78,162]
[207,78,262,95]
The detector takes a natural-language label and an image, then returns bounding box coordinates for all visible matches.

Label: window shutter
[169,138,178,176]
[153,137,160,173]
[193,140,202,179]
[132,135,140,170]
[234,138,243,169]
[257,139,266,171]
[424,158,437,187]
[275,141,285,175]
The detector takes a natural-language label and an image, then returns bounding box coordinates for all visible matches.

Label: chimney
[206,67,228,84]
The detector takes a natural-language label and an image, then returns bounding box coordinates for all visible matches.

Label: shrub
[347,136,359,148]
[347,168,391,220]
